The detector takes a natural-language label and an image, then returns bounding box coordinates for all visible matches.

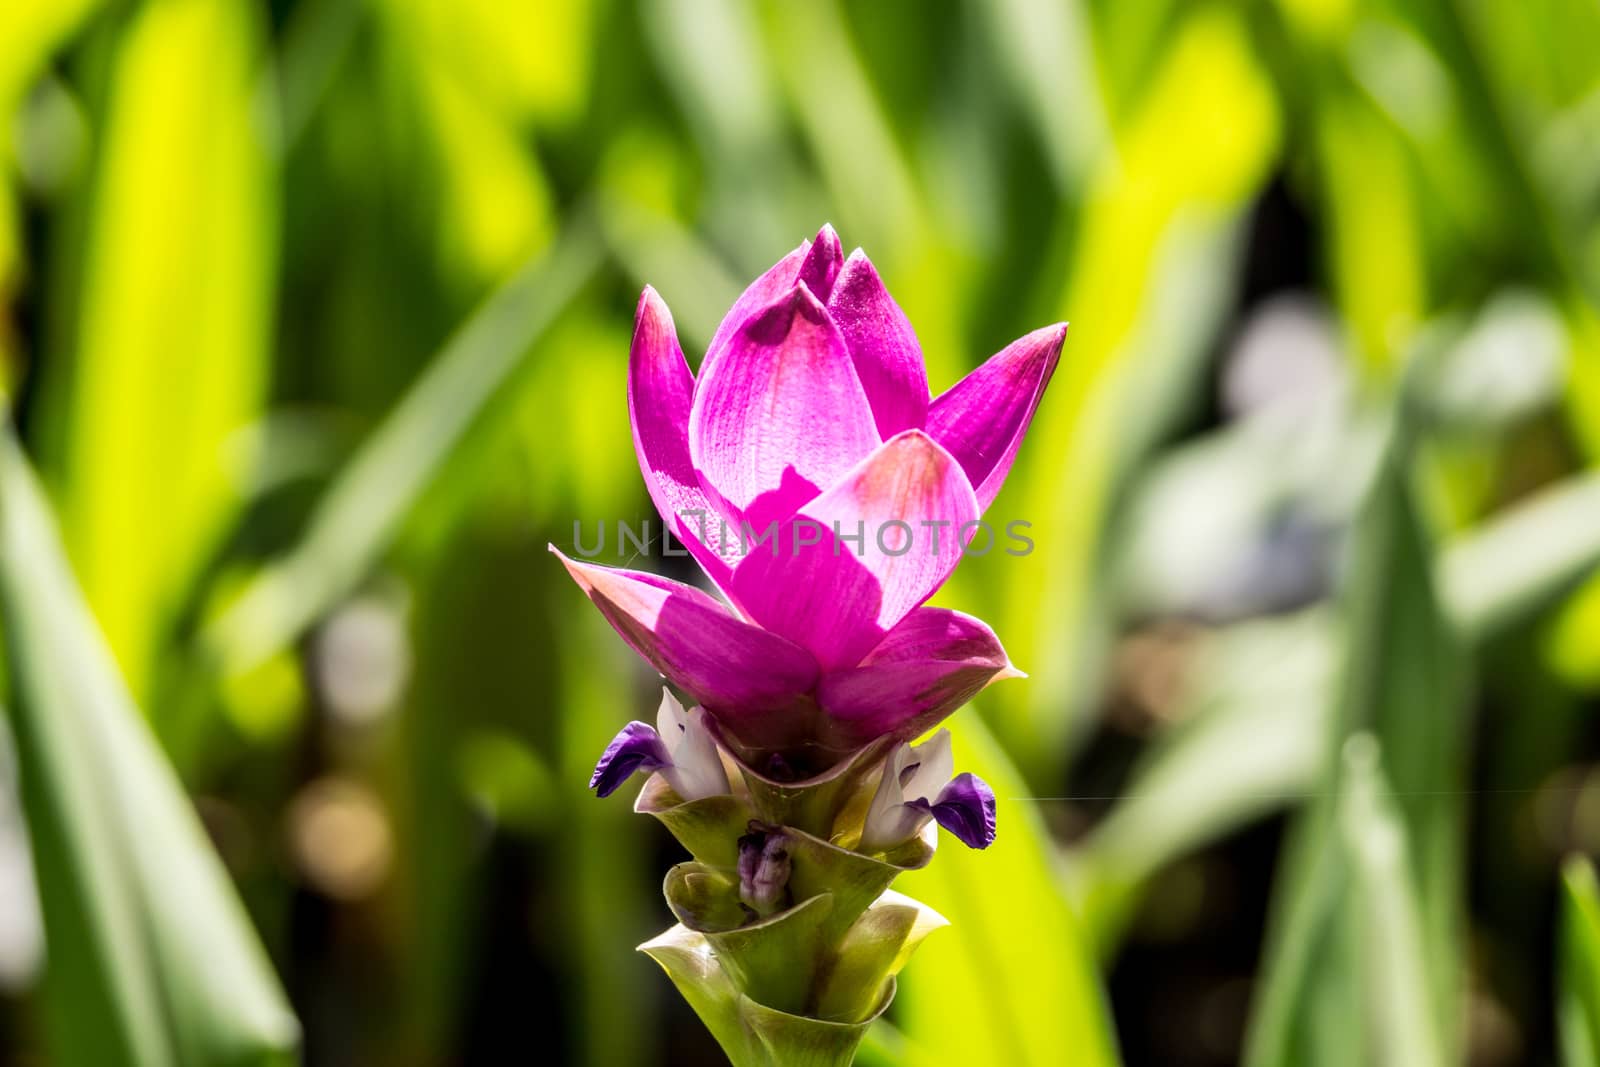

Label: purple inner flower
[907,772,997,850]
[861,731,998,851]
[589,722,670,798]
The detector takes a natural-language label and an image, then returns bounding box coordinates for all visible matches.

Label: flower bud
[737,824,792,918]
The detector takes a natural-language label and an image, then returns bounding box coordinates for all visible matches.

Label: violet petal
[590,721,671,798]
[919,772,997,849]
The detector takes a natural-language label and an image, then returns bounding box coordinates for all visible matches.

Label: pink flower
[556,225,1063,772]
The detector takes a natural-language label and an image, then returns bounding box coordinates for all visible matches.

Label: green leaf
[1337,736,1449,1067]
[759,0,924,256]
[1082,449,1600,949]
[1245,414,1468,1066]
[968,0,1108,190]
[986,7,1280,769]
[1439,466,1600,644]
[1078,610,1335,944]
[206,221,601,678]
[0,0,100,167]
[0,433,298,1067]
[1560,855,1600,1067]
[895,710,1120,1067]
[46,0,276,706]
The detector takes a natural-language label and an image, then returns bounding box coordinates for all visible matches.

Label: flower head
[558,225,1062,767]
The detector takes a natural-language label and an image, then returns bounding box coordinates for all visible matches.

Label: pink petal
[700,241,809,382]
[628,288,739,586]
[926,323,1067,512]
[699,223,841,379]
[689,284,881,529]
[551,549,818,734]
[827,250,929,437]
[816,608,1017,747]
[797,223,843,300]
[728,430,979,670]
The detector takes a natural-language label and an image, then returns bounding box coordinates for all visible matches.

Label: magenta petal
[689,284,881,528]
[551,549,819,729]
[815,608,1015,745]
[827,250,929,437]
[926,323,1067,512]
[729,431,979,671]
[797,224,844,300]
[628,288,738,586]
[701,241,809,382]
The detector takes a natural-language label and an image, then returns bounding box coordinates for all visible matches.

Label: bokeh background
[4,0,1600,1064]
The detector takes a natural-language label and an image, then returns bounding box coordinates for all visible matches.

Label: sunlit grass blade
[1339,735,1448,1067]
[1078,611,1334,945]
[967,0,1108,190]
[895,710,1120,1067]
[994,7,1279,770]
[1440,467,1600,642]
[207,221,601,678]
[43,0,276,708]
[1085,456,1600,937]
[1317,94,1425,376]
[1246,415,1467,1065]
[639,0,802,272]
[1560,855,1600,1067]
[643,0,782,162]
[0,0,101,300]
[755,0,966,385]
[268,0,363,155]
[758,0,923,254]
[0,0,100,164]
[598,176,743,351]
[0,432,298,1067]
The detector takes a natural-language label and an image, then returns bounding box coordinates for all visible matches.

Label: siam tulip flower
[555,225,1064,1067]
[555,223,1063,774]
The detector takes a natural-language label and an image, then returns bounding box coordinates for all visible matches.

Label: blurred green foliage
[2,0,1600,1064]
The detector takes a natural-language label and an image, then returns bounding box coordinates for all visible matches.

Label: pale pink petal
[551,549,818,734]
[926,323,1067,511]
[728,430,979,670]
[689,284,880,529]
[816,608,1016,746]
[628,288,739,585]
[827,250,929,437]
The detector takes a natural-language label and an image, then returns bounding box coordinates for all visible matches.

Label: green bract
[632,737,946,1065]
